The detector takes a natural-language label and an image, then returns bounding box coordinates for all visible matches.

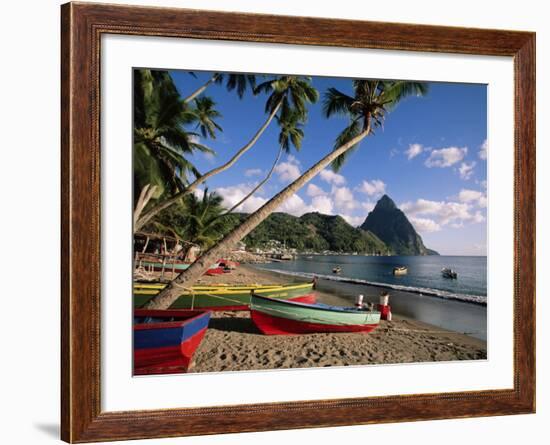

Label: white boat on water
[441,268,458,279]
[393,266,408,275]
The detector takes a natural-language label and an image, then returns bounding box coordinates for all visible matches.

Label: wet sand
[188,265,487,373]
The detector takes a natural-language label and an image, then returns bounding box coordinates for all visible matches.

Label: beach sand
[186,265,487,373]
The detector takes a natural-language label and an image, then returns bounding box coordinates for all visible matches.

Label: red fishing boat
[204,266,226,276]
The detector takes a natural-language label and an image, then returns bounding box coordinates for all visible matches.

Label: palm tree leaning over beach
[222,105,306,215]
[183,73,257,103]
[133,69,225,225]
[144,79,428,310]
[135,75,319,231]
[133,69,216,198]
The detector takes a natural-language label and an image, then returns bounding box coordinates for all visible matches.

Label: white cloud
[276,194,311,216]
[310,195,334,214]
[389,148,399,158]
[479,139,487,160]
[458,189,487,208]
[480,180,487,189]
[340,214,364,227]
[215,183,267,213]
[458,161,476,180]
[244,168,263,177]
[356,179,386,197]
[401,198,485,228]
[286,154,301,165]
[410,217,441,233]
[425,146,467,168]
[457,189,483,203]
[331,186,357,213]
[362,201,376,213]
[405,143,424,160]
[472,211,486,223]
[274,158,301,182]
[319,169,346,186]
[306,183,327,197]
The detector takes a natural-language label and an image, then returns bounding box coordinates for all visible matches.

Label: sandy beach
[185,265,487,373]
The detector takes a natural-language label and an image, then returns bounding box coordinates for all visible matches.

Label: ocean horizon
[259,254,487,305]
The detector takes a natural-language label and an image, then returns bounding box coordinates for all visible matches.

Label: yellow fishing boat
[133,281,316,310]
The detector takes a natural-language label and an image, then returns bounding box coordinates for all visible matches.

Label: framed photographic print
[61,2,535,442]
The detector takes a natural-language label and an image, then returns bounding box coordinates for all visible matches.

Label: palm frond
[380,81,429,110]
[322,88,355,118]
[331,120,362,172]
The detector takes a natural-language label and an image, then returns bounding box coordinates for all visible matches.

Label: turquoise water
[260,255,487,305]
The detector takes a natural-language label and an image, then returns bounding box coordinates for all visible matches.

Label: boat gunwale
[251,293,380,316]
[134,282,315,294]
[133,310,211,331]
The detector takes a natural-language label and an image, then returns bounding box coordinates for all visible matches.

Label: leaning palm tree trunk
[133,184,158,227]
[223,146,283,215]
[135,99,284,232]
[144,125,371,309]
[183,73,220,103]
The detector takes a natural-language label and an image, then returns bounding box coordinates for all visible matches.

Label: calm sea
[260,255,487,305]
[258,255,487,340]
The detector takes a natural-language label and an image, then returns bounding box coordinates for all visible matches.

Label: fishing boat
[250,294,381,335]
[393,266,408,275]
[441,268,458,279]
[133,281,317,310]
[133,309,211,375]
[204,266,226,276]
[332,266,342,274]
[138,260,226,274]
[217,259,239,270]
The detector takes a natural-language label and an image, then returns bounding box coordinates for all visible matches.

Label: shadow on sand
[208,315,261,334]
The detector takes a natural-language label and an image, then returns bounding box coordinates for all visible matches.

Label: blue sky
[169,70,487,256]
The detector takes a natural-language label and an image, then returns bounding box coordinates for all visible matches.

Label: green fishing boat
[250,293,381,335]
[133,281,316,310]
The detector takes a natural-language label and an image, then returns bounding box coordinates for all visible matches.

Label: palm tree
[133,69,217,197]
[183,73,257,103]
[144,79,427,310]
[193,96,223,139]
[133,69,225,224]
[143,190,230,253]
[182,189,231,249]
[135,75,319,231]
[223,107,306,215]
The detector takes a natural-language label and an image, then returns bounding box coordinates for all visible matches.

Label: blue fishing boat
[133,309,211,375]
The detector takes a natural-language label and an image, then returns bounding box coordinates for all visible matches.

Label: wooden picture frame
[61,2,535,442]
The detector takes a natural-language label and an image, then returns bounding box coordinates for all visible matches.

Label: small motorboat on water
[393,266,408,275]
[441,268,458,279]
[332,266,342,274]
